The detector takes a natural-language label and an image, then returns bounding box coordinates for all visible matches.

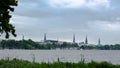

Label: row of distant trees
[80,44,120,50]
[0,39,120,50]
[0,39,78,49]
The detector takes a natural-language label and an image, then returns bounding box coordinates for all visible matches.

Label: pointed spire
[44,33,46,42]
[73,34,75,43]
[22,35,24,41]
[98,38,101,45]
[85,35,88,45]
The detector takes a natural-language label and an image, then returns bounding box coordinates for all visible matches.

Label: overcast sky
[6,0,120,44]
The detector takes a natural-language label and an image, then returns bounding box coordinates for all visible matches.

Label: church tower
[22,35,24,41]
[85,35,88,45]
[98,38,101,45]
[44,33,46,42]
[73,34,75,43]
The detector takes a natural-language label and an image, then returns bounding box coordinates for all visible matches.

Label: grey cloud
[9,0,120,44]
[14,0,120,24]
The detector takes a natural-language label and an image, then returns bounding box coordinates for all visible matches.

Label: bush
[0,58,119,68]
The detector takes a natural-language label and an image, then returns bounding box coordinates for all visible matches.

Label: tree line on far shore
[0,39,120,50]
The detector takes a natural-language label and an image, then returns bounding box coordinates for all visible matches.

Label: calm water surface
[0,50,120,64]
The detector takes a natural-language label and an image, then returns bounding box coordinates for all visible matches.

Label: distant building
[44,33,46,42]
[40,33,78,45]
[98,38,101,46]
[73,34,76,43]
[79,42,85,46]
[85,35,88,45]
[40,33,64,45]
[22,35,24,41]
[40,34,94,46]
[44,40,58,44]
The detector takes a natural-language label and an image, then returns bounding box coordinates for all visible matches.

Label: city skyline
[1,0,120,44]
[37,33,100,45]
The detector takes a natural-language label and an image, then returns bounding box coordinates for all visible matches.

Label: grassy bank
[0,58,120,68]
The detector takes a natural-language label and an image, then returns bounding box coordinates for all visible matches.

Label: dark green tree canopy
[0,0,18,38]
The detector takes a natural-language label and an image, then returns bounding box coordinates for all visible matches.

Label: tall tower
[22,35,24,41]
[73,34,75,43]
[85,35,88,45]
[44,33,46,42]
[98,38,101,45]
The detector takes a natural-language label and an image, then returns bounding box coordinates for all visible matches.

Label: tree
[0,0,18,38]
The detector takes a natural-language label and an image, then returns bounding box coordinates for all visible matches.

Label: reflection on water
[0,50,120,64]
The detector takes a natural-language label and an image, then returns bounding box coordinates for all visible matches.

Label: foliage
[0,0,18,38]
[0,39,79,49]
[1,39,120,50]
[80,44,120,50]
[0,58,119,68]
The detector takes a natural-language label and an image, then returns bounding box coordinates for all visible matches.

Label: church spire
[44,33,46,42]
[73,34,75,43]
[85,35,88,45]
[22,35,24,41]
[98,38,101,45]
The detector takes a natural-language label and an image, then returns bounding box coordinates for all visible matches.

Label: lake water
[0,50,120,64]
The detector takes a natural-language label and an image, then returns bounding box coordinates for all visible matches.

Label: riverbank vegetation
[0,39,78,49]
[0,39,120,50]
[0,58,120,68]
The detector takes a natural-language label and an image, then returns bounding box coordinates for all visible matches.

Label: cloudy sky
[7,0,120,44]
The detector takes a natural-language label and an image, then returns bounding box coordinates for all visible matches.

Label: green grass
[0,58,120,68]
